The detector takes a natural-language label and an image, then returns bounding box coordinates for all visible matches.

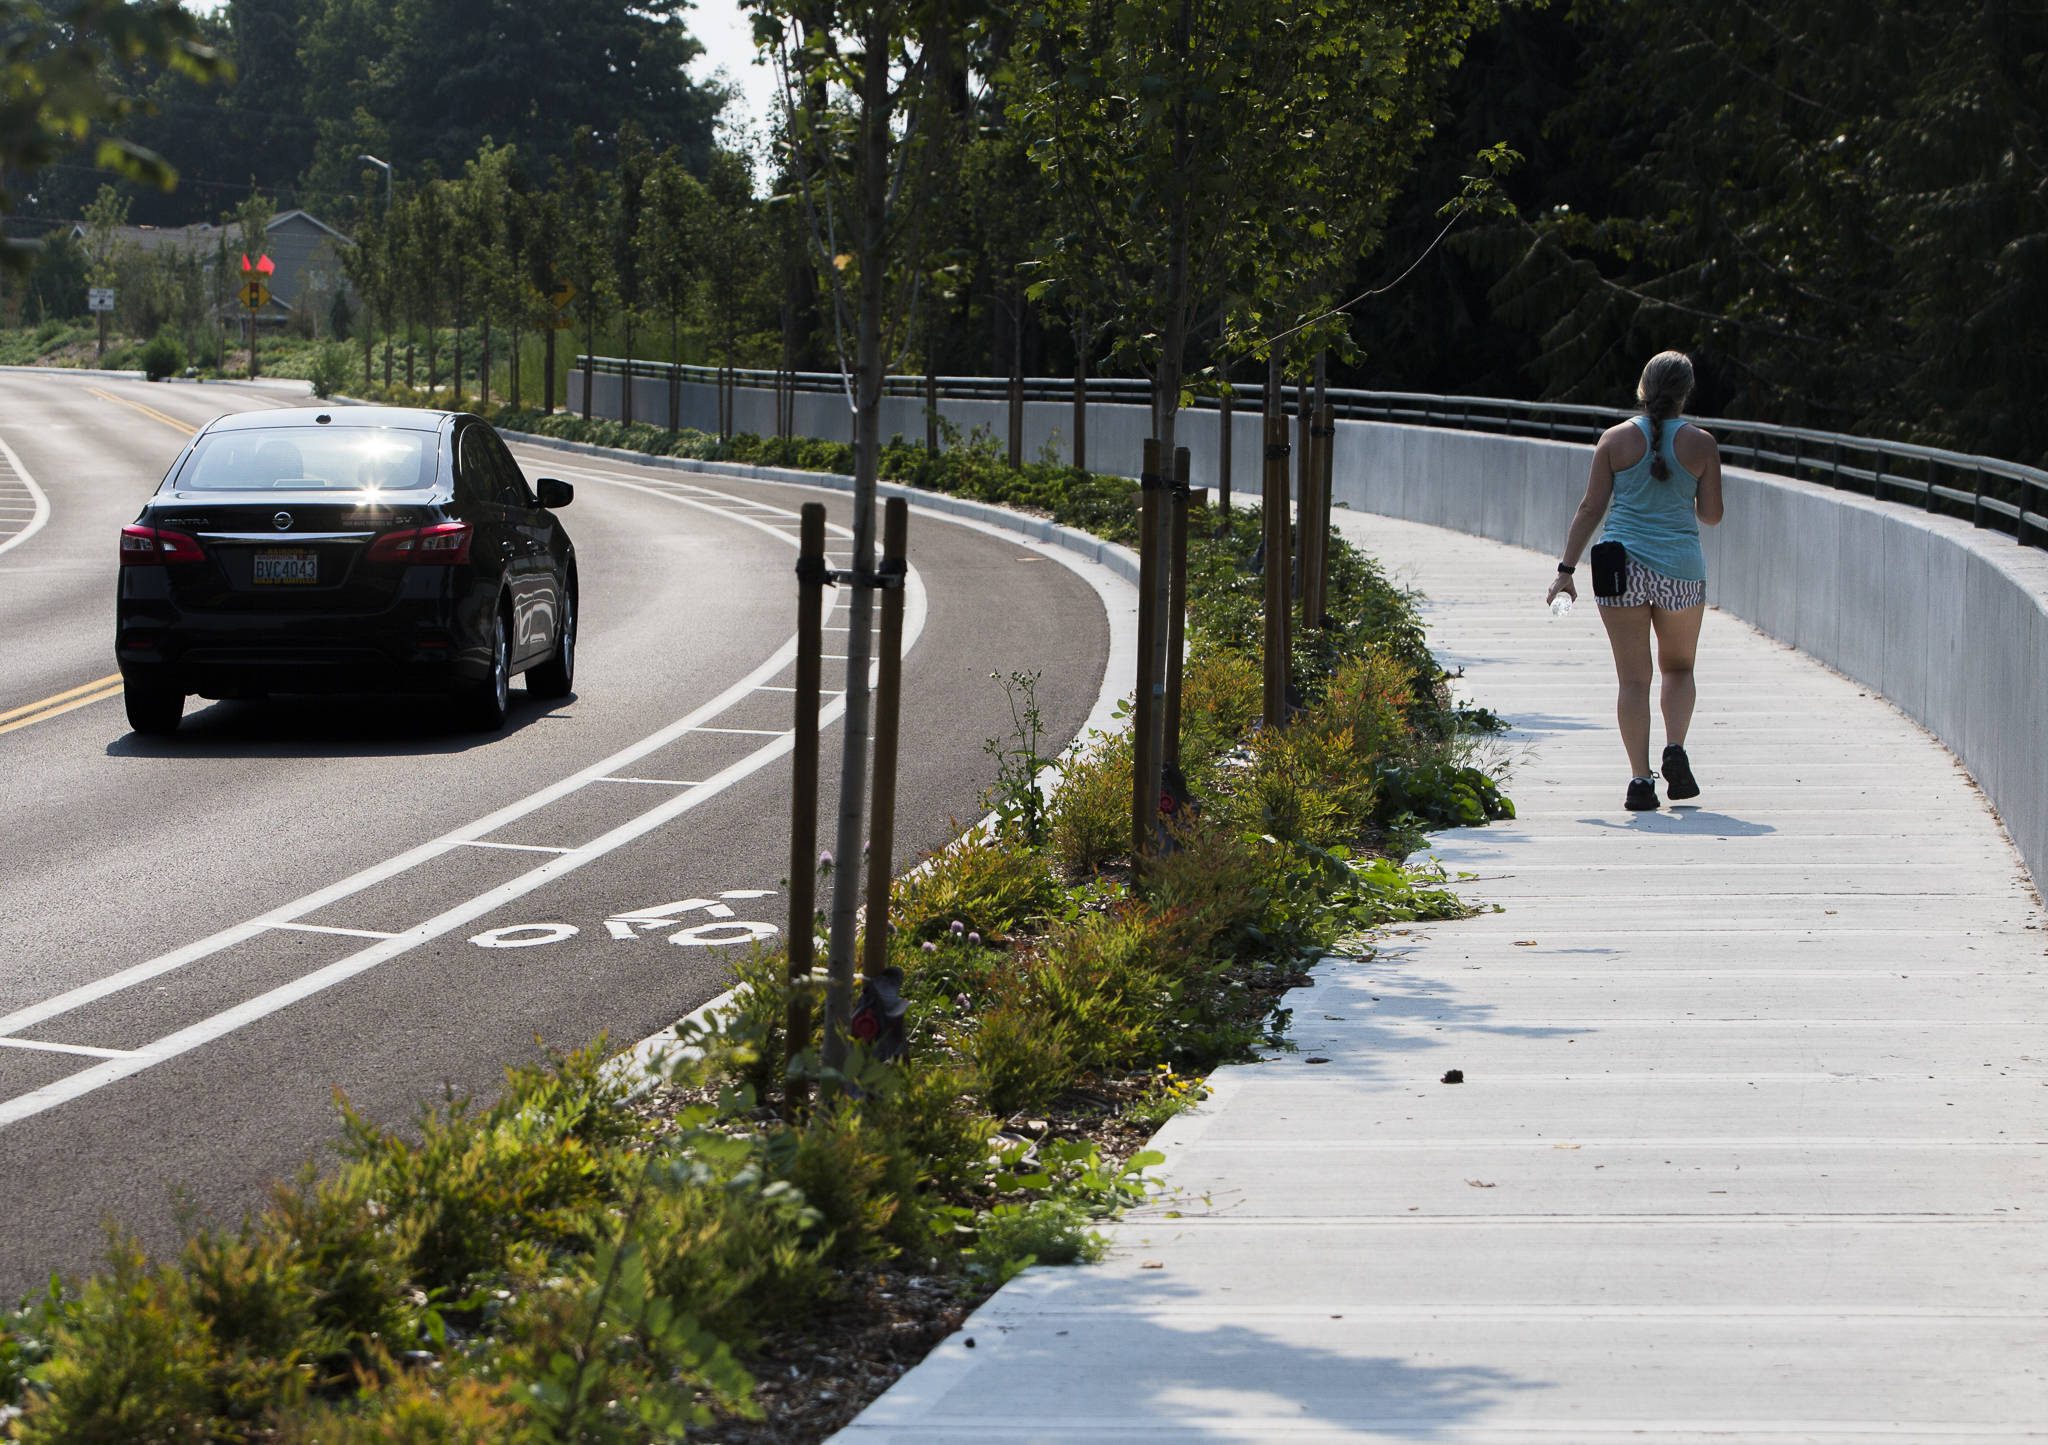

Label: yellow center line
[0,672,124,724]
[0,678,125,737]
[85,386,198,436]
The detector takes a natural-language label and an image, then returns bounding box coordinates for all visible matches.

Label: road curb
[0,364,317,393]
[515,430,1142,1092]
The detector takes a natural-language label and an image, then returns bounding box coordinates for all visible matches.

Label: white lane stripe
[459,840,574,855]
[0,1038,134,1060]
[0,477,928,1127]
[271,922,399,940]
[0,433,53,557]
[0,477,866,1044]
[693,726,784,736]
[597,776,704,786]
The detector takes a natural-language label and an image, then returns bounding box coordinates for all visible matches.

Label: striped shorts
[1597,559,1706,610]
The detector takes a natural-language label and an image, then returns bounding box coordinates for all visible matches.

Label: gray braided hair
[1637,351,1695,481]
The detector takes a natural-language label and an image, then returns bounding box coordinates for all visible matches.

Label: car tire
[460,605,511,732]
[526,580,576,699]
[123,680,184,736]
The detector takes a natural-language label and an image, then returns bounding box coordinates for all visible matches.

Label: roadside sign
[546,314,576,329]
[87,288,115,312]
[548,280,577,310]
[238,281,272,309]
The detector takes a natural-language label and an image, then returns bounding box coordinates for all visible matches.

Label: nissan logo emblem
[273,511,292,530]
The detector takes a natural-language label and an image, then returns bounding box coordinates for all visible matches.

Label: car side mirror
[536,478,573,509]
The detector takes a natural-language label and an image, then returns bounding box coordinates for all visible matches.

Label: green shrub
[863,1060,998,1198]
[968,1000,1076,1118]
[1372,760,1516,828]
[777,1106,917,1262]
[1028,911,1175,1073]
[638,1157,830,1337]
[334,1042,639,1292]
[968,1198,1103,1284]
[273,1371,526,1444]
[15,1231,293,1445]
[1047,733,1132,876]
[309,341,351,398]
[893,833,1062,943]
[136,331,184,380]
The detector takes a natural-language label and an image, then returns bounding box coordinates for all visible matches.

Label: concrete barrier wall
[567,368,2048,890]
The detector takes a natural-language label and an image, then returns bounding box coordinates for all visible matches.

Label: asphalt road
[0,370,1112,1295]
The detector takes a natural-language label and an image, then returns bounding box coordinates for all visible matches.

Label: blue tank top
[1601,416,1705,582]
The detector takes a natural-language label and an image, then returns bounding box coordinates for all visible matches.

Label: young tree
[637,147,706,432]
[609,123,656,426]
[750,0,962,1068]
[338,202,383,391]
[1011,0,1502,836]
[699,147,772,438]
[557,154,618,420]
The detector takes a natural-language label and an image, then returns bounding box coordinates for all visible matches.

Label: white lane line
[0,1038,134,1060]
[598,776,704,786]
[693,726,785,736]
[0,433,52,557]
[755,685,846,695]
[459,840,574,855]
[0,470,929,1128]
[271,922,399,940]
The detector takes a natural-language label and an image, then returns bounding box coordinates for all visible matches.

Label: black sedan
[115,406,576,734]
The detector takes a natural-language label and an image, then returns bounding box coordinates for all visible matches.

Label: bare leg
[1650,604,1706,747]
[1598,602,1655,777]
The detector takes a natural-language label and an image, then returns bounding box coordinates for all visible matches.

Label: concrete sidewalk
[833,513,2048,1444]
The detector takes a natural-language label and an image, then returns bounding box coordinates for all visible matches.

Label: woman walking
[1545,351,1725,811]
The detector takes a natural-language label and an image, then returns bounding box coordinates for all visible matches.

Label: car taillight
[120,525,204,565]
[366,521,472,565]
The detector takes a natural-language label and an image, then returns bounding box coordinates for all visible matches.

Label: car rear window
[169,427,439,492]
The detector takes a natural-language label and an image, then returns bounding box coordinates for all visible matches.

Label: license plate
[254,550,318,584]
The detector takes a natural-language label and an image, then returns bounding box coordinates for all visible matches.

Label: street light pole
[356,154,392,210]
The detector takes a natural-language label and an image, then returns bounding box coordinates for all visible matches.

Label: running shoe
[1662,744,1700,800]
[1626,776,1660,811]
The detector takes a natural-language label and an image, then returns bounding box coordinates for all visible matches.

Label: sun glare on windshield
[173,427,438,493]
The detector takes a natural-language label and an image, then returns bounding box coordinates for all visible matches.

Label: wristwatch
[1556,562,1575,575]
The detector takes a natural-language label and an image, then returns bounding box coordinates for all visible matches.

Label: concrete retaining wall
[567,368,2048,890]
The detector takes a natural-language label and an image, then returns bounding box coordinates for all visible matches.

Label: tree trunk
[511,326,522,410]
[821,11,891,1074]
[581,313,594,419]
[1218,355,1232,514]
[668,313,681,433]
[363,328,373,392]
[1071,323,1088,471]
[480,317,492,411]
[544,325,556,414]
[1007,290,1024,469]
[622,316,635,427]
[452,288,464,406]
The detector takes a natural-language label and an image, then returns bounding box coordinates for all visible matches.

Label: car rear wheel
[123,680,184,736]
[526,581,576,699]
[460,605,511,731]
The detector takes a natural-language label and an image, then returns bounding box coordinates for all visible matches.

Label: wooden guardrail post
[860,498,909,983]
[785,504,829,1093]
[1133,438,1163,868]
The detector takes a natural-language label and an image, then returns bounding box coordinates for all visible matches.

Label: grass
[0,409,1514,1443]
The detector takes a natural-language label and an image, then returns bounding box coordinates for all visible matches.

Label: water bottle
[1550,594,1574,619]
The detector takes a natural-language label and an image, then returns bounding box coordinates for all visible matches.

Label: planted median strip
[0,433,1514,1443]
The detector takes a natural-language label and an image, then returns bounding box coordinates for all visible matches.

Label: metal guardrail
[578,356,2048,551]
